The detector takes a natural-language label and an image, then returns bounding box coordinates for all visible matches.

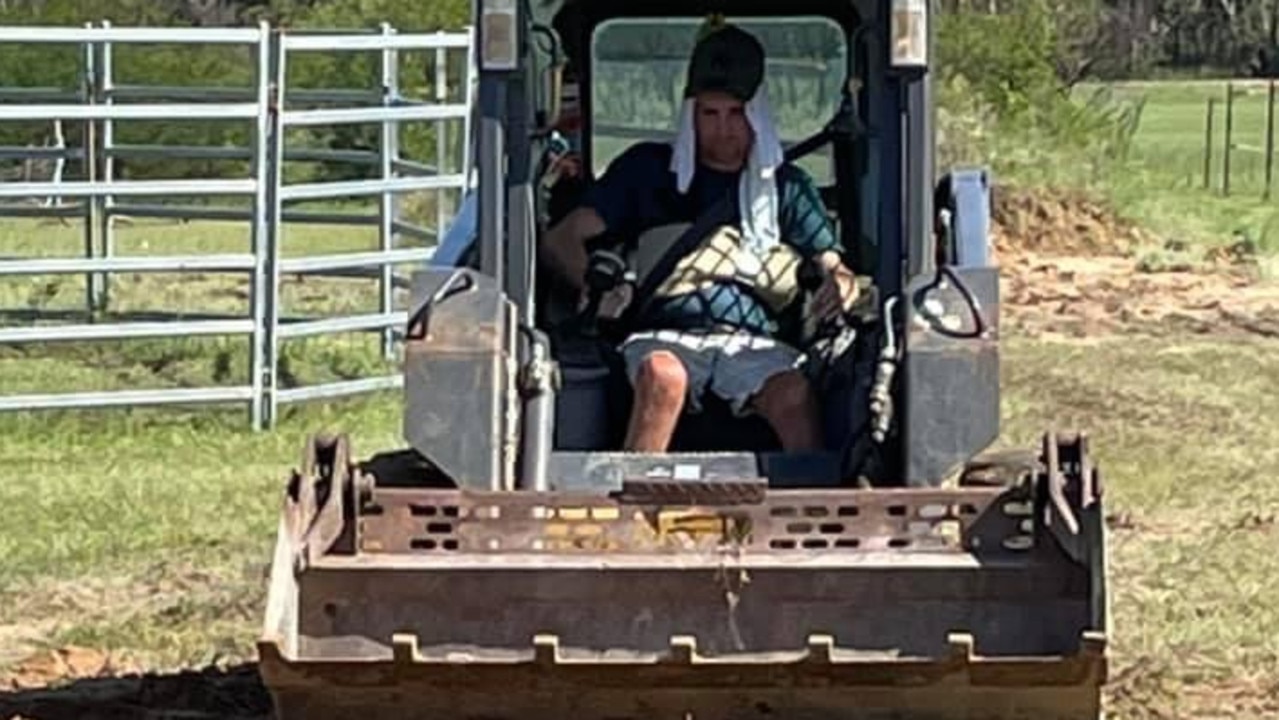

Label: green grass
[3,219,1279,715]
[0,212,418,672]
[1095,79,1279,252]
[2,329,1278,717]
[1036,78,1279,257]
[0,196,463,399]
[1001,337,1279,718]
[0,393,402,671]
[5,82,1279,715]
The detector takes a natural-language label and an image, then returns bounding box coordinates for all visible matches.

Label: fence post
[436,38,449,243]
[1266,80,1276,201]
[1204,97,1215,190]
[263,27,287,429]
[81,22,102,315]
[1223,83,1234,196]
[462,25,476,190]
[379,22,399,361]
[99,19,116,312]
[250,22,278,431]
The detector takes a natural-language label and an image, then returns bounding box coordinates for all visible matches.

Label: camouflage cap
[682,23,766,101]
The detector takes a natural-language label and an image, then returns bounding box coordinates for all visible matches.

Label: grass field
[1061,78,1279,259]
[0,214,408,684]
[3,319,1278,718]
[3,79,1279,717]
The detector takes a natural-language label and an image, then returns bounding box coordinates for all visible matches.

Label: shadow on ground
[0,663,271,720]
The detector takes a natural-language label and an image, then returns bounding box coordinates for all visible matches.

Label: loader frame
[257,1,1113,717]
[258,431,1110,719]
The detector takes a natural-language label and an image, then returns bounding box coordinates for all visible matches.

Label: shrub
[935,1,1143,187]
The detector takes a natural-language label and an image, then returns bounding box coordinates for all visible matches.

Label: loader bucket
[258,440,1109,720]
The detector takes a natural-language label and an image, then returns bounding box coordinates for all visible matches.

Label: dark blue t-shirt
[582,141,840,336]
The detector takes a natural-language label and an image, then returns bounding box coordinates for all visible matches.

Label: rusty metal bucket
[258,436,1108,720]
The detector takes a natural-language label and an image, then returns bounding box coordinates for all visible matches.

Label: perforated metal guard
[354,485,1037,557]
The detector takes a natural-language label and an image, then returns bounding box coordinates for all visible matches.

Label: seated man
[540,21,859,453]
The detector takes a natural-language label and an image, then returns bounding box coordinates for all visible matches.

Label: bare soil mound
[990,187,1279,339]
[991,186,1156,258]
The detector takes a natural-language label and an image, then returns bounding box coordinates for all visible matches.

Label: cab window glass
[589,16,848,184]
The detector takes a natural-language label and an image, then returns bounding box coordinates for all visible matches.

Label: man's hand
[544,151,583,187]
[577,283,633,319]
[541,206,606,295]
[811,251,859,321]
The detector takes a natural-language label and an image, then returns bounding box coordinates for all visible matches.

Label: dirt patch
[990,186,1279,339]
[1,647,140,693]
[1107,659,1279,720]
[1178,676,1279,720]
[991,186,1156,258]
[1000,254,1279,339]
[0,623,60,676]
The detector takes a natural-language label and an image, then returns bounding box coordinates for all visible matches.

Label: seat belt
[622,121,841,326]
[623,189,736,326]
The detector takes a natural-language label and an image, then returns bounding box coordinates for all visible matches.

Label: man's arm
[538,145,649,294]
[778,167,859,317]
[540,206,606,296]
[778,166,842,259]
[812,247,859,319]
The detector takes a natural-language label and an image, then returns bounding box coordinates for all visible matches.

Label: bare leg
[624,350,689,452]
[750,369,823,452]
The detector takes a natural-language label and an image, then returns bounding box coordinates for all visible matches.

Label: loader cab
[537,5,871,457]
[406,0,1001,492]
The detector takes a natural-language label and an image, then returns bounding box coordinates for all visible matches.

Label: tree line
[0,0,1221,188]
[942,0,1279,81]
[7,0,1277,79]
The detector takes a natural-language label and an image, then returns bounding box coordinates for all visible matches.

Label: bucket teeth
[666,635,699,664]
[255,637,285,664]
[392,633,419,664]
[947,632,975,664]
[533,634,560,665]
[805,634,834,664]
[1080,630,1107,657]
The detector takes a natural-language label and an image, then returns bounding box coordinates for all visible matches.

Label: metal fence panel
[0,21,475,429]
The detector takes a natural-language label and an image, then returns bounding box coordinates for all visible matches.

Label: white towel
[669,82,784,255]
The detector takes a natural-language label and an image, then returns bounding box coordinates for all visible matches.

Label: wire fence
[1202,79,1277,199]
[0,22,474,429]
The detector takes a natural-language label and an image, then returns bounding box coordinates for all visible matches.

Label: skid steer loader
[257,1,1110,718]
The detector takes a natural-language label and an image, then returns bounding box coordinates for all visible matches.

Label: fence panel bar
[0,254,255,275]
[248,21,274,431]
[1224,83,1235,196]
[0,387,255,413]
[0,21,474,428]
[379,22,399,360]
[1266,80,1276,201]
[99,21,116,312]
[0,319,254,343]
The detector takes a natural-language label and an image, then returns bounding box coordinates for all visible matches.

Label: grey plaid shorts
[618,329,805,416]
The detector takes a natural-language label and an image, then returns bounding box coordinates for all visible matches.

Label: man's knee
[634,350,689,407]
[751,369,823,451]
[754,369,817,420]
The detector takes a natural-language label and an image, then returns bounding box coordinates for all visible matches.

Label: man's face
[694,91,752,172]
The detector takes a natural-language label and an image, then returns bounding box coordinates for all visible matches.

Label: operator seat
[540,252,791,454]
[548,323,785,453]
[536,155,834,454]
